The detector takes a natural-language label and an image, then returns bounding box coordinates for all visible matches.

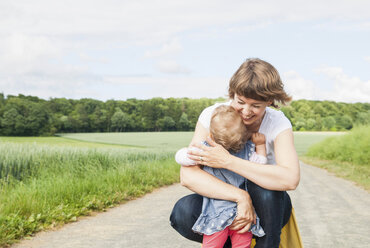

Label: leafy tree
[306,118,316,131]
[48,98,73,115]
[0,94,369,134]
[356,111,370,125]
[25,103,50,135]
[111,108,132,132]
[281,105,294,121]
[1,108,26,135]
[336,115,353,130]
[178,112,191,131]
[60,116,73,132]
[322,116,336,130]
[91,107,109,132]
[294,118,306,131]
[163,116,176,130]
[156,116,176,131]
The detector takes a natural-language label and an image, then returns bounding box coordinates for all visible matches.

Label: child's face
[231,94,271,126]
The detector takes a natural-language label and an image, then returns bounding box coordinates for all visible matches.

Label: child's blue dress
[192,140,265,237]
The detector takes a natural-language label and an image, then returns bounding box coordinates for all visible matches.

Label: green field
[293,132,345,156]
[58,132,194,149]
[0,131,347,246]
[59,131,344,154]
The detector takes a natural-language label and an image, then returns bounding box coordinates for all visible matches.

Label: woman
[170,58,300,248]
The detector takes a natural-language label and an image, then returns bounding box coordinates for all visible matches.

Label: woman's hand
[229,192,256,233]
[187,136,234,169]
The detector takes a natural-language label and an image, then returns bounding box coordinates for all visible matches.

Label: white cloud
[282,71,317,101]
[1,1,369,102]
[101,75,228,99]
[144,39,183,58]
[156,60,190,74]
[1,1,369,40]
[0,33,61,74]
[78,53,109,64]
[315,66,370,103]
[365,56,370,63]
[283,68,370,103]
[144,39,187,74]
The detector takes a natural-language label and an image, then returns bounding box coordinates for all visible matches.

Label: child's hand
[251,133,266,145]
[251,133,267,158]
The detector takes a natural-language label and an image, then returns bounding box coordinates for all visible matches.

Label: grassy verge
[303,126,370,191]
[293,131,345,156]
[0,143,179,247]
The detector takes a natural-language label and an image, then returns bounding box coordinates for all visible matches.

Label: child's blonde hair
[210,105,249,153]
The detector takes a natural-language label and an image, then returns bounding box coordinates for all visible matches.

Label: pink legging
[202,228,252,248]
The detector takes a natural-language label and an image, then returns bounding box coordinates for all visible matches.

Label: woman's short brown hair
[228,58,292,108]
[210,105,249,153]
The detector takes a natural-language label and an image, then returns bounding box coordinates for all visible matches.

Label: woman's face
[230,94,271,127]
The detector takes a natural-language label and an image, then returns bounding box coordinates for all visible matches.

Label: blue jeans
[169,181,292,248]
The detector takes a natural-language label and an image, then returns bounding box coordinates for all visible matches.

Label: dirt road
[12,162,370,248]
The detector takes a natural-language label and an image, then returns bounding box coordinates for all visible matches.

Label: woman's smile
[231,94,270,127]
[242,115,255,122]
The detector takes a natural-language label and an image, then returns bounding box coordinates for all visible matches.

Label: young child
[175,105,266,248]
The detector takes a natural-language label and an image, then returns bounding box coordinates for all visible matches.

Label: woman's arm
[182,121,250,201]
[189,128,300,191]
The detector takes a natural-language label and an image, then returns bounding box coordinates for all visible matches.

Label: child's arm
[252,133,266,157]
[175,147,202,166]
[250,133,267,164]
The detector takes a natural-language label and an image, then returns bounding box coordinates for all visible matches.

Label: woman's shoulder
[265,107,288,120]
[261,107,292,140]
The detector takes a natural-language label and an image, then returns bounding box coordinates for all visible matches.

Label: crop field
[0,131,343,246]
[58,132,194,150]
[293,131,345,156]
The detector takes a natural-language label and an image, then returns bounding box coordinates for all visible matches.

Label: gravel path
[12,162,370,248]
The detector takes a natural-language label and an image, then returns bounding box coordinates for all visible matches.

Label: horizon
[1,92,369,105]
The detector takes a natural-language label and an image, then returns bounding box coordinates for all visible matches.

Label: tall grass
[293,131,345,156]
[306,126,370,165]
[303,126,370,190]
[0,143,179,246]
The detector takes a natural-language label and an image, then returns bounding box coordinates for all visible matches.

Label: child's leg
[229,230,253,248]
[202,228,229,248]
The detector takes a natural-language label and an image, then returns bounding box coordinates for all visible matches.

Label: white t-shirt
[198,101,292,164]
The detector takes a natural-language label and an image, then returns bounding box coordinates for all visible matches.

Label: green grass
[0,141,179,246]
[303,126,370,191]
[305,127,369,165]
[0,136,134,149]
[293,131,345,156]
[58,132,194,150]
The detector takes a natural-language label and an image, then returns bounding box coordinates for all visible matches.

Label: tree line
[0,93,369,136]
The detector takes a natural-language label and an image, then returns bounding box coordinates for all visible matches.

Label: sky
[0,0,369,103]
